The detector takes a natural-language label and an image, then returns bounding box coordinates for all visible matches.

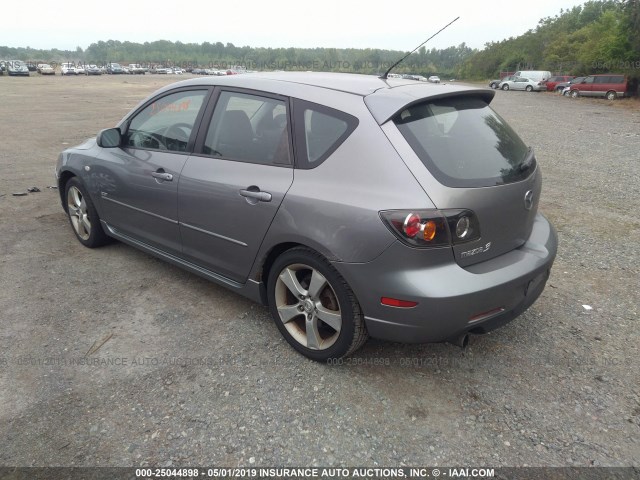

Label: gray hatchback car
[56,72,557,361]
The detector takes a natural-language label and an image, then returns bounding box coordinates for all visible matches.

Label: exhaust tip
[447,333,470,349]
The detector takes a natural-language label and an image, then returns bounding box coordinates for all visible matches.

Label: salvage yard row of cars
[489,70,634,99]
[0,61,190,76]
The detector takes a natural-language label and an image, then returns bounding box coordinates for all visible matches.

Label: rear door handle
[240,189,272,202]
[151,171,173,181]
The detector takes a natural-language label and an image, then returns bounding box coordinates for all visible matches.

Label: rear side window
[594,75,625,84]
[394,97,534,188]
[293,100,358,169]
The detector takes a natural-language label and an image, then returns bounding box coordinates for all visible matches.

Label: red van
[569,74,629,99]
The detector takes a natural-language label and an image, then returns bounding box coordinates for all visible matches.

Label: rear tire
[267,247,368,361]
[64,177,111,248]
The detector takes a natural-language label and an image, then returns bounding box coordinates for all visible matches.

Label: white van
[514,71,552,82]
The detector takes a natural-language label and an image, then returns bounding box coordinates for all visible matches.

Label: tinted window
[595,76,611,84]
[394,97,534,188]
[293,100,358,169]
[203,91,290,165]
[126,90,206,152]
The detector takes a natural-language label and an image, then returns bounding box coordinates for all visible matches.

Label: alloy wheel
[274,263,342,350]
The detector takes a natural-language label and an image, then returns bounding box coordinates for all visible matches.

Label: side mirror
[97,128,122,148]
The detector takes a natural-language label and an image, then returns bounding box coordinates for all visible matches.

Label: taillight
[380,209,481,247]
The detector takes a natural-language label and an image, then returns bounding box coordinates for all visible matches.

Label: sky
[4,0,588,52]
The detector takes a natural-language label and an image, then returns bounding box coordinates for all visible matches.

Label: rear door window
[394,96,534,188]
[202,91,291,165]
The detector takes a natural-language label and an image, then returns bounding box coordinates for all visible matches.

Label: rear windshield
[394,97,534,188]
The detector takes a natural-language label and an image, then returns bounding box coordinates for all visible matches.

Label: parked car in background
[85,64,102,75]
[128,64,145,74]
[7,60,30,76]
[60,63,77,75]
[499,76,544,92]
[75,64,86,75]
[26,62,38,72]
[558,77,585,95]
[0,60,6,75]
[490,75,515,89]
[55,72,556,361]
[542,75,573,92]
[427,75,441,83]
[569,74,629,99]
[107,63,124,74]
[37,63,55,75]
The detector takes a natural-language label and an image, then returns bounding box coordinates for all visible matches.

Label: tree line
[460,0,640,78]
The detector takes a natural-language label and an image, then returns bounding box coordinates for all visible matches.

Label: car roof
[165,72,494,125]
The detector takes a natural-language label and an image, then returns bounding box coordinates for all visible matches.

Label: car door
[579,76,595,96]
[178,89,294,283]
[98,88,210,254]
[513,77,527,90]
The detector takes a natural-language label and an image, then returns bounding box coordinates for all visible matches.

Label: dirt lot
[0,74,639,468]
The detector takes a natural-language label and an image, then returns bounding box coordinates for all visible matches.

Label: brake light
[402,213,421,238]
[380,209,481,247]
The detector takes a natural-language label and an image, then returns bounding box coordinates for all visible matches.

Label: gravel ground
[0,75,638,468]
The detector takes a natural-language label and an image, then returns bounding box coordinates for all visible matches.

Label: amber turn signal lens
[422,220,437,241]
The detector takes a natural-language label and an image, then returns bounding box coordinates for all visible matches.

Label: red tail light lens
[380,209,480,248]
[402,213,421,238]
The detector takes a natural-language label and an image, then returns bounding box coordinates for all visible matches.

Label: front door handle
[240,188,272,202]
[151,170,173,181]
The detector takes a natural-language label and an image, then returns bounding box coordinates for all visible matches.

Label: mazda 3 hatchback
[55,72,557,361]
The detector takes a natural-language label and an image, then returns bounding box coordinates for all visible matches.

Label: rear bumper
[333,213,557,343]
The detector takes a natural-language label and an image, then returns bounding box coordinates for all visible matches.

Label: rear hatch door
[375,92,540,267]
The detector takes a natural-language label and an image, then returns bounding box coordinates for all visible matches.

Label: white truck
[514,70,552,82]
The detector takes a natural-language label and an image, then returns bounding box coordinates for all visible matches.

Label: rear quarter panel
[251,92,434,271]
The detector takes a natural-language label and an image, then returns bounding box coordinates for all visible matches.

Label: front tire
[525,85,533,92]
[606,91,617,100]
[502,84,509,91]
[64,177,110,248]
[571,90,580,98]
[267,247,368,361]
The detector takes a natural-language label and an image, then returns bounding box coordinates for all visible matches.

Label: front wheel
[525,85,533,92]
[267,247,368,361]
[65,177,111,248]
[606,91,617,100]
[571,90,580,98]
[501,84,509,91]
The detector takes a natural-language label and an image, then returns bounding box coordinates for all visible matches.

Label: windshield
[394,96,534,188]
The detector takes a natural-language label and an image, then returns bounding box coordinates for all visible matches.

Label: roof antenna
[380,16,460,80]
